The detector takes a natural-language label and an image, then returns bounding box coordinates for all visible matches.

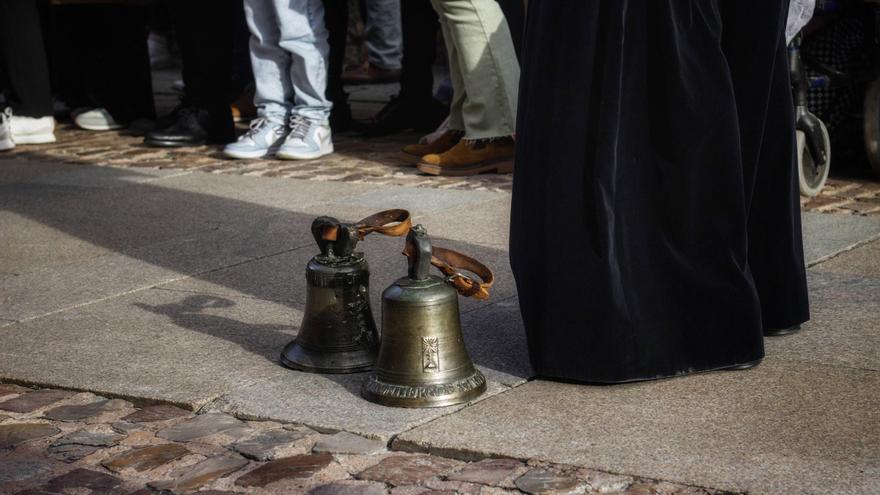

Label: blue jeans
[364,0,402,70]
[244,0,332,122]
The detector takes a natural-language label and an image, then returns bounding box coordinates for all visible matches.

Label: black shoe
[359,95,414,137]
[359,95,449,137]
[723,359,762,371]
[330,101,352,133]
[764,324,801,336]
[412,98,450,133]
[145,107,230,147]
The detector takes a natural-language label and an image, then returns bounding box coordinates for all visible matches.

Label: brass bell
[281,210,412,373]
[362,225,494,408]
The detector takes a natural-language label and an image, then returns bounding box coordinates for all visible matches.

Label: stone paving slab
[203,373,510,443]
[764,271,880,371]
[0,283,519,440]
[158,231,517,318]
[0,289,298,408]
[394,359,880,495]
[0,221,309,322]
[0,158,78,184]
[802,211,880,265]
[812,238,880,277]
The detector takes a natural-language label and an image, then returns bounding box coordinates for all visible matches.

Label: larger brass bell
[281,210,411,373]
[362,225,494,408]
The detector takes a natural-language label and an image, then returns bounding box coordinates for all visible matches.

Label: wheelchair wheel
[864,78,880,178]
[798,119,831,197]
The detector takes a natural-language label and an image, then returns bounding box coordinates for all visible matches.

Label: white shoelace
[243,118,270,139]
[288,116,311,141]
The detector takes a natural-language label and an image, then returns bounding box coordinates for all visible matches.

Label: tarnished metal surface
[280,217,379,373]
[362,226,486,408]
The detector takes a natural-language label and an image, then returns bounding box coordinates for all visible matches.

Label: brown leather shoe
[417,138,515,176]
[342,62,401,85]
[230,86,256,123]
[402,130,462,160]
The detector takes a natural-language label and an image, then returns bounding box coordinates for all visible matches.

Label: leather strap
[322,209,412,241]
[403,244,494,300]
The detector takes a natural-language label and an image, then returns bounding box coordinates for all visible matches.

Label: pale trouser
[365,0,402,70]
[244,0,332,123]
[430,0,519,140]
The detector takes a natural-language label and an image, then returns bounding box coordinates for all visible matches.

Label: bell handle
[354,209,412,239]
[321,209,412,242]
[311,216,341,256]
[402,243,494,300]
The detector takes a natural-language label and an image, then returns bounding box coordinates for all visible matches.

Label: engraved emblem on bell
[422,337,440,372]
[280,210,412,374]
[361,225,495,408]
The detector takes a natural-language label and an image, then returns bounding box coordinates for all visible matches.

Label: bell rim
[280,342,376,374]
[280,353,374,374]
[360,370,487,408]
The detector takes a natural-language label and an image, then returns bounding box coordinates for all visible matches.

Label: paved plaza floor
[0,115,879,494]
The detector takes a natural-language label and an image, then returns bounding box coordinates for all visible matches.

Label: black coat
[509,0,810,383]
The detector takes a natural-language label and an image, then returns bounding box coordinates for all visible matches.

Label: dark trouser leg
[95,6,155,122]
[169,0,234,140]
[495,0,524,61]
[231,1,253,99]
[399,0,438,104]
[0,0,52,117]
[322,0,351,129]
[722,0,810,331]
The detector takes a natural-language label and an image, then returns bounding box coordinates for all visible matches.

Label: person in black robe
[509,0,810,383]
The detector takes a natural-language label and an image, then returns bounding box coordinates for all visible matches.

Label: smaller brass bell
[362,225,494,408]
[281,216,378,373]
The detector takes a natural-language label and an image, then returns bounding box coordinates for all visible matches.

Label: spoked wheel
[864,78,880,178]
[798,118,831,197]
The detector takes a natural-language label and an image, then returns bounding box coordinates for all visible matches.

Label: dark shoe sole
[723,359,762,371]
[417,159,514,177]
[764,324,802,336]
[144,138,207,148]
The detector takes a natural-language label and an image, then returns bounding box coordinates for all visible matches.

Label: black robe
[509,0,810,383]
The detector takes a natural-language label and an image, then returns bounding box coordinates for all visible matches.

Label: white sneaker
[0,108,14,151]
[223,117,288,159]
[74,108,124,131]
[10,114,55,144]
[276,115,333,160]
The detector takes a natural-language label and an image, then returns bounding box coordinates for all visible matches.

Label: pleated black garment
[509,0,810,383]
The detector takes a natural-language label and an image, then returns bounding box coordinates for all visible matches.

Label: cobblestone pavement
[4,123,514,193]
[6,123,880,212]
[0,384,727,495]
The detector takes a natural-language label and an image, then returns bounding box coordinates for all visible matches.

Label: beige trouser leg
[431,0,520,140]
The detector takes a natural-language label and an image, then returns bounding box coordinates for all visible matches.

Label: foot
[359,96,448,137]
[224,118,288,159]
[230,86,256,123]
[417,138,515,176]
[722,359,762,371]
[276,115,333,160]
[9,113,55,144]
[73,108,125,131]
[341,62,401,85]
[330,101,352,133]
[0,108,14,151]
[144,107,229,147]
[765,324,801,336]
[402,129,462,160]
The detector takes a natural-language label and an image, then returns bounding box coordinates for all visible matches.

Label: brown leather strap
[403,244,494,300]
[322,209,412,241]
